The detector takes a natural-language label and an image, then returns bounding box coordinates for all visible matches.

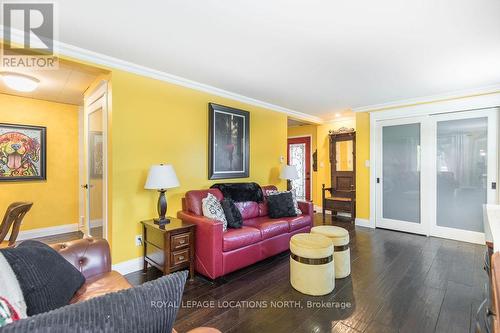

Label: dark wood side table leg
[189,227,195,281]
[142,224,148,273]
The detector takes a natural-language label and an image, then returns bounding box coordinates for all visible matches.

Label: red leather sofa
[177,185,313,279]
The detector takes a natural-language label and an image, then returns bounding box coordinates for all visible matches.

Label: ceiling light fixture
[335,113,341,118]
[1,73,39,92]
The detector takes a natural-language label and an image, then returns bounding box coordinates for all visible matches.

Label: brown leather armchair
[50,238,219,333]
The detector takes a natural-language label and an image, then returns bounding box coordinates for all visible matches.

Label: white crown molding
[352,84,500,113]
[1,27,323,124]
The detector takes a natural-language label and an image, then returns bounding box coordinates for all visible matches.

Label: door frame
[83,81,109,239]
[427,108,498,243]
[369,93,500,243]
[287,135,313,201]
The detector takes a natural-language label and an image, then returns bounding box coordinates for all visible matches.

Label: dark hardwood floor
[125,214,488,333]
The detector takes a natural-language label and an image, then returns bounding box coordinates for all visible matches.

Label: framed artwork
[0,123,46,181]
[89,131,103,178]
[208,103,250,179]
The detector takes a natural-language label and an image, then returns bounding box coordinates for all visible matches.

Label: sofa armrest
[177,211,224,279]
[50,238,111,279]
[298,200,313,215]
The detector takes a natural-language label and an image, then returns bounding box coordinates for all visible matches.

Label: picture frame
[208,103,250,180]
[0,123,47,181]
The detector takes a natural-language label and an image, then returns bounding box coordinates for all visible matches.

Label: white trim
[8,224,79,241]
[1,27,323,124]
[287,135,314,201]
[355,218,373,228]
[353,85,500,113]
[84,83,109,240]
[112,257,143,275]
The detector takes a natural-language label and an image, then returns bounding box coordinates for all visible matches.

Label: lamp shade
[144,164,180,190]
[280,165,299,180]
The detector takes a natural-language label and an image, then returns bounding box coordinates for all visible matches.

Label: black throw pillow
[1,271,188,333]
[267,192,297,218]
[0,240,85,316]
[221,198,243,228]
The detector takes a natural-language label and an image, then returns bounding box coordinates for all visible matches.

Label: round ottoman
[289,233,334,296]
[311,226,351,278]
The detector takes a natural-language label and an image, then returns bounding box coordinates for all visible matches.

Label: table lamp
[144,164,180,225]
[280,164,299,190]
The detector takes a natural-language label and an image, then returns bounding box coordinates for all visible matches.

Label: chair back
[0,202,33,246]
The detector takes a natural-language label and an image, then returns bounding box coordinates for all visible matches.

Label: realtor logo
[1,2,58,69]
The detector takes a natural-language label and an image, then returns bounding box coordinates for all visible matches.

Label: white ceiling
[49,0,500,118]
[0,60,104,105]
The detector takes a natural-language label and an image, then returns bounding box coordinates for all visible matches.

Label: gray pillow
[0,271,188,333]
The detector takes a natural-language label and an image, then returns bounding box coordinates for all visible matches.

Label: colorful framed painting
[208,103,250,179]
[0,123,46,181]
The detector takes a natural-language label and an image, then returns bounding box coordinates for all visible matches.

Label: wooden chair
[0,202,33,248]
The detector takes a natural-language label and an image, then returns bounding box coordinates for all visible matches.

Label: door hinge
[376,178,380,184]
[493,182,497,190]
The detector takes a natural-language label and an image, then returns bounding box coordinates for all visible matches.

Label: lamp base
[153,217,170,225]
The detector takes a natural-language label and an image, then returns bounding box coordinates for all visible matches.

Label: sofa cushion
[221,198,243,229]
[1,240,85,316]
[202,193,227,231]
[234,201,260,220]
[70,271,132,304]
[210,182,264,202]
[223,226,261,252]
[281,215,311,231]
[267,192,297,218]
[258,201,268,217]
[185,189,223,216]
[244,217,290,240]
[0,271,187,333]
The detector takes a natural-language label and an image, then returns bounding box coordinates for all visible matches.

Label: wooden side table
[141,218,195,280]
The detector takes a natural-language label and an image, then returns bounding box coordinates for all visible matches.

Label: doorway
[287,136,311,201]
[374,108,498,243]
[83,83,108,239]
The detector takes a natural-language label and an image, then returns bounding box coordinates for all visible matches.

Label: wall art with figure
[208,103,249,179]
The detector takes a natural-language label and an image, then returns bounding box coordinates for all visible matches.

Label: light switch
[365,160,370,168]
[320,162,324,168]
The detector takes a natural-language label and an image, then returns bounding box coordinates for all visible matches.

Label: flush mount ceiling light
[1,72,40,92]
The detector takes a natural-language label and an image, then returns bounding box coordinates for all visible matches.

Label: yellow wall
[287,125,318,202]
[110,70,287,263]
[0,94,79,230]
[355,112,370,220]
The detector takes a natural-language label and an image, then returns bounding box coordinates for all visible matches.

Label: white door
[428,109,497,243]
[374,108,498,243]
[83,83,108,239]
[375,117,429,235]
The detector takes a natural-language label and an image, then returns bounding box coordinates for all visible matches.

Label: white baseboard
[11,224,80,241]
[355,218,374,228]
[112,257,143,275]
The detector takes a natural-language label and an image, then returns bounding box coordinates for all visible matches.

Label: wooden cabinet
[141,218,195,280]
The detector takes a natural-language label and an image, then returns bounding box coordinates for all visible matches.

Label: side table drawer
[172,249,190,266]
[171,233,190,250]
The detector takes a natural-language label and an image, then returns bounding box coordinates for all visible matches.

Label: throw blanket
[210,182,264,203]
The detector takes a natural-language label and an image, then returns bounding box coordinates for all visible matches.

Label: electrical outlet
[135,235,143,246]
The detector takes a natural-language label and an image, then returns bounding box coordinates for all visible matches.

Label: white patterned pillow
[266,189,302,215]
[202,193,228,231]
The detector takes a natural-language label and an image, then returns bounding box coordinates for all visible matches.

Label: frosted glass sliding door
[436,117,487,233]
[383,124,421,223]
[376,118,427,235]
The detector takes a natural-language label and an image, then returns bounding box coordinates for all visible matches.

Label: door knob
[82,184,89,189]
